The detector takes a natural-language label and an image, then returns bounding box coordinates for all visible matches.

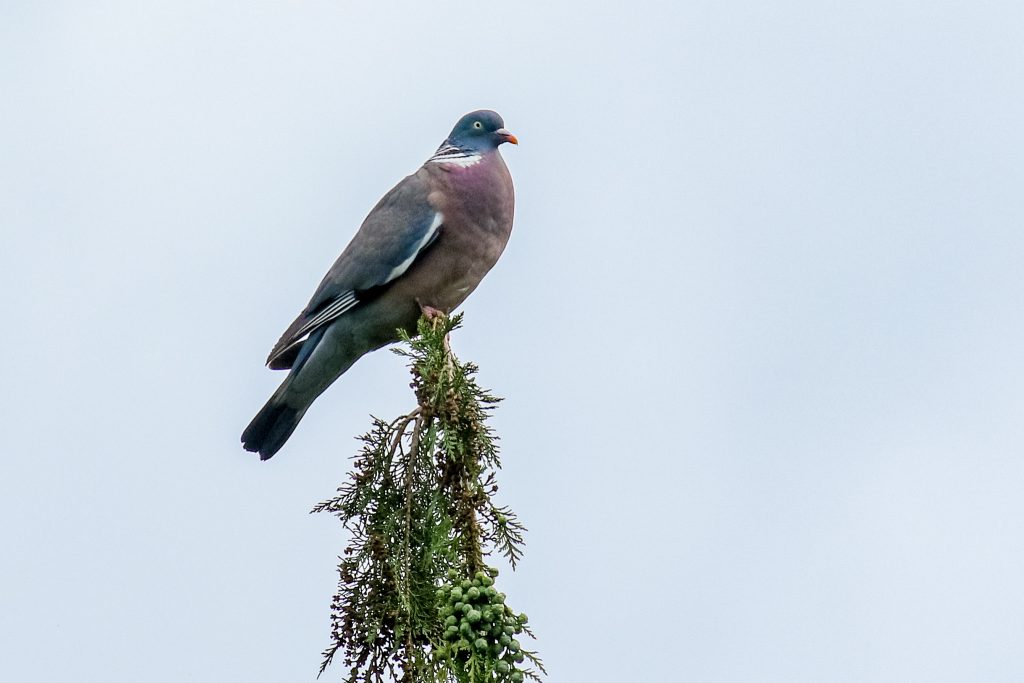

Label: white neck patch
[428,143,483,168]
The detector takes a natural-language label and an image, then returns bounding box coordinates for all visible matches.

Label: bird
[241,110,517,460]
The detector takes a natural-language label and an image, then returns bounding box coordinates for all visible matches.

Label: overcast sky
[2,1,1023,681]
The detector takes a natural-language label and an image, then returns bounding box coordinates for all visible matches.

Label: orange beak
[496,128,519,145]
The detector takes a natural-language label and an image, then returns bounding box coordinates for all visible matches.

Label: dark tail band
[241,399,305,461]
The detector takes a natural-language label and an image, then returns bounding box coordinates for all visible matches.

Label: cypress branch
[312,313,544,682]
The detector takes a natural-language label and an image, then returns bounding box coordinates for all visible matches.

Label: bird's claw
[418,302,446,323]
[416,301,454,360]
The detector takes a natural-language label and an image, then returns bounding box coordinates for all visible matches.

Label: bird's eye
[473,121,483,129]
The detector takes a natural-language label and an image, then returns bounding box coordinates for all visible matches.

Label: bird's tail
[241,392,307,461]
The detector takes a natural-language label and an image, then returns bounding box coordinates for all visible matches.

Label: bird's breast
[404,157,514,311]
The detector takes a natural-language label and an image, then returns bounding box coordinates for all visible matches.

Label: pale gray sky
[2,1,1023,681]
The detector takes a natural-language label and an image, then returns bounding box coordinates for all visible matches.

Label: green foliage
[312,314,544,683]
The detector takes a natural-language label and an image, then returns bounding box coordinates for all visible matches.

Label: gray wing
[266,170,442,369]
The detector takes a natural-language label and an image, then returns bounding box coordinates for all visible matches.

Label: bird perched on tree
[242,110,517,460]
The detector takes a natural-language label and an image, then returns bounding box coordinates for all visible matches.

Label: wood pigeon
[242,110,517,460]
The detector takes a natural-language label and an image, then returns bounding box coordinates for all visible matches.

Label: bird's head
[446,110,518,152]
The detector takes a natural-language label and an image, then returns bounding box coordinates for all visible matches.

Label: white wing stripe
[290,291,359,343]
[384,212,443,283]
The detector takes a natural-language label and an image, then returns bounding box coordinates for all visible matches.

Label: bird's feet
[416,301,455,363]
[418,303,446,322]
